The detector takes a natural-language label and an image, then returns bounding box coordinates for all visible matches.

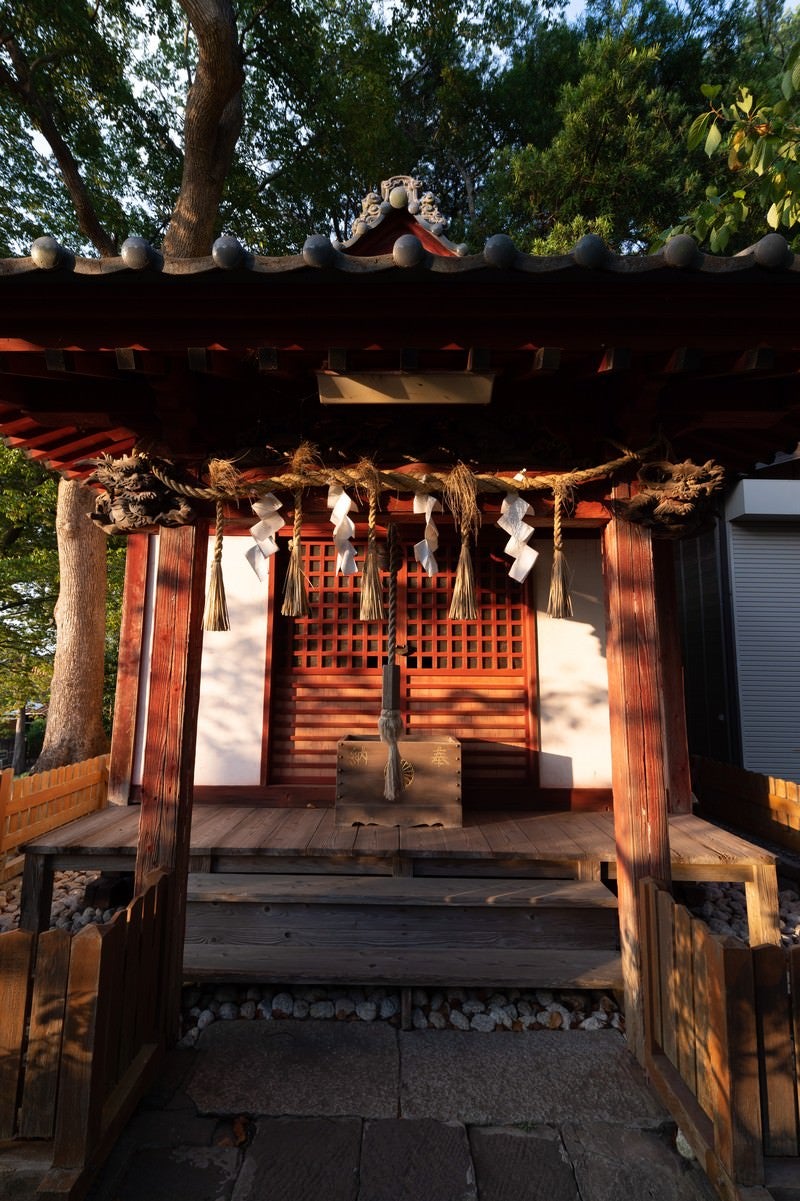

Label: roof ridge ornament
[350,174,448,240]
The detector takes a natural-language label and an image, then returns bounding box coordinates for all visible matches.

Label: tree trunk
[33,480,108,771]
[162,0,244,257]
[12,704,26,774]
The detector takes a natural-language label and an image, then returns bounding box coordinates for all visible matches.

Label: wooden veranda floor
[20,805,780,946]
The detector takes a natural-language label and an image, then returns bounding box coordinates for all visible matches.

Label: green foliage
[0,444,58,709]
[0,446,124,722]
[658,18,800,250]
[0,0,575,255]
[478,0,767,251]
[0,0,184,254]
[26,715,46,762]
[216,0,575,251]
[483,36,688,249]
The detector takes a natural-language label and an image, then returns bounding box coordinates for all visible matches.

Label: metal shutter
[728,522,800,781]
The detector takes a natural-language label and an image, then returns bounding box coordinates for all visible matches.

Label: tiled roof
[2,230,796,277]
[1,226,800,479]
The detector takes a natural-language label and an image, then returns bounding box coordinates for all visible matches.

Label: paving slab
[84,1108,222,1201]
[0,1142,52,1201]
[140,1046,198,1111]
[359,1119,476,1201]
[232,1117,362,1201]
[97,1145,241,1201]
[186,1021,398,1117]
[468,1125,579,1201]
[399,1030,668,1125]
[561,1122,718,1201]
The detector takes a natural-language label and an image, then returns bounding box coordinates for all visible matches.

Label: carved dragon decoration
[617,459,726,538]
[84,453,195,534]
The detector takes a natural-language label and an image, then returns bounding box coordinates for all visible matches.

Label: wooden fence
[0,755,109,883]
[0,870,170,1201]
[639,877,800,1201]
[693,756,800,857]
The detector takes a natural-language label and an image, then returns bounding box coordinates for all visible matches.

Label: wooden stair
[183,874,622,989]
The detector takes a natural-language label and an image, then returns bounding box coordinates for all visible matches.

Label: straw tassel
[203,499,230,631]
[360,483,385,621]
[282,490,309,617]
[547,480,573,619]
[444,463,481,621]
[379,708,404,801]
[450,534,478,620]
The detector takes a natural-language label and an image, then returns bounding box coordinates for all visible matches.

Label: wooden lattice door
[268,529,537,803]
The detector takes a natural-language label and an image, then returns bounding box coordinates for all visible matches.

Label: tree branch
[0,33,115,256]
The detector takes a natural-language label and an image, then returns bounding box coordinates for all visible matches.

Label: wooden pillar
[107,534,151,805]
[135,522,207,1031]
[653,539,693,815]
[603,495,672,1058]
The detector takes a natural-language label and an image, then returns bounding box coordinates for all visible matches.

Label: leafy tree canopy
[659,10,800,252]
[2,0,780,258]
[482,0,781,251]
[0,0,582,256]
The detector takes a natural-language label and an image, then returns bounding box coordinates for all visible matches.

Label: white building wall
[534,538,613,789]
[195,538,270,785]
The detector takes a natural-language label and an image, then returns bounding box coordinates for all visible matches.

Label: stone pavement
[71,1025,718,1201]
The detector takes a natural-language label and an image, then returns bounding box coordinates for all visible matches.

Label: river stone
[272,992,293,1017]
[379,996,399,1020]
[310,1001,335,1020]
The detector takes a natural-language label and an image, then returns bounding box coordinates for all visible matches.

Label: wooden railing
[0,870,170,1201]
[0,754,109,882]
[692,756,800,856]
[639,878,800,1201]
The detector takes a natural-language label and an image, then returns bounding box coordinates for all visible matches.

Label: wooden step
[183,873,621,988]
[182,944,623,989]
[186,874,619,908]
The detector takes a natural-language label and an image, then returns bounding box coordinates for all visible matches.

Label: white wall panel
[194,538,270,786]
[534,539,612,788]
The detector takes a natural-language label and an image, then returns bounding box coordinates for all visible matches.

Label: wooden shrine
[2,173,800,1066]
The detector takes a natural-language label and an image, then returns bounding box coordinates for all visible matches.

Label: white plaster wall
[130,536,158,788]
[194,538,269,785]
[534,538,612,788]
